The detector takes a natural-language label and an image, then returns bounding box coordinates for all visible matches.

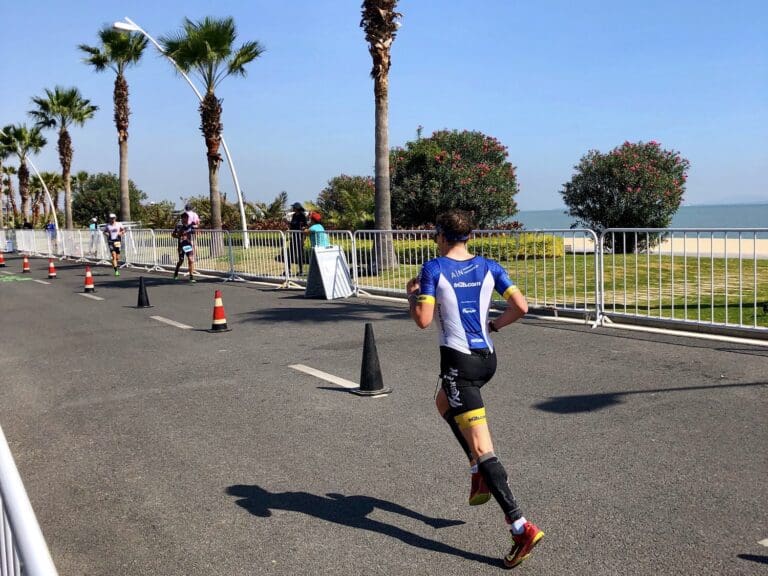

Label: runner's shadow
[226,484,501,567]
[535,381,767,414]
[737,554,768,565]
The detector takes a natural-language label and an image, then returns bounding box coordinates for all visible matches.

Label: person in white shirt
[103,213,125,276]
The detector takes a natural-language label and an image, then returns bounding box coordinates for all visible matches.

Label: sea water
[515,203,768,230]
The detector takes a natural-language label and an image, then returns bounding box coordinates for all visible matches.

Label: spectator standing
[306,212,330,248]
[45,220,57,252]
[288,202,308,275]
[88,217,99,256]
[104,213,125,276]
[184,203,200,231]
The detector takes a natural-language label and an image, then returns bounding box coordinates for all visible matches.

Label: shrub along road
[1,254,766,575]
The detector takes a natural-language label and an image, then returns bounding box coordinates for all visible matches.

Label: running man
[405,209,543,569]
[172,212,196,282]
[103,213,124,276]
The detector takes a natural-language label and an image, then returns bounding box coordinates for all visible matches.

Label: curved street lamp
[113,17,251,247]
[0,127,60,235]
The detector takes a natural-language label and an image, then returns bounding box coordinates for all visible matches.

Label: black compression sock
[477,453,522,521]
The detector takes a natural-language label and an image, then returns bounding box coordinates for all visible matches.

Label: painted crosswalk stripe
[78,293,104,301]
[759,538,768,547]
[33,279,50,285]
[150,316,192,330]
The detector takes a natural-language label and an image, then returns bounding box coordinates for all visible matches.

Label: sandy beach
[563,235,768,259]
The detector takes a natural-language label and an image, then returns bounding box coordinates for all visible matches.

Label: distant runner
[172,212,196,283]
[104,213,124,277]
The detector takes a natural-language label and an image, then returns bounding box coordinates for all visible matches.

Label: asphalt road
[1,254,766,576]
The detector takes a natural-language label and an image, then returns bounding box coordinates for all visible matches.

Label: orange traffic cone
[208,289,232,332]
[0,251,6,267]
[22,255,30,273]
[47,258,57,279]
[84,266,95,293]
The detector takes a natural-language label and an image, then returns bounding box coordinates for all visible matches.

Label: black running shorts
[439,346,497,422]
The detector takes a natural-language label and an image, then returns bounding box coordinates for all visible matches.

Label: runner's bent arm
[406,277,434,328]
[489,289,528,332]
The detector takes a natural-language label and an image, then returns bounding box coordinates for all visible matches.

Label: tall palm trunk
[6,175,19,226]
[201,92,223,232]
[18,163,30,222]
[115,73,131,222]
[59,129,73,229]
[373,73,397,269]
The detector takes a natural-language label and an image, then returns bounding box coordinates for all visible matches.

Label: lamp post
[113,16,250,247]
[0,127,59,234]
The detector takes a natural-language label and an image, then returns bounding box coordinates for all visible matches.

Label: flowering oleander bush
[561,141,690,252]
[389,129,519,228]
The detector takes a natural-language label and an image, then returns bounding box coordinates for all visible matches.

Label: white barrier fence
[600,229,768,333]
[0,425,58,576]
[7,227,767,336]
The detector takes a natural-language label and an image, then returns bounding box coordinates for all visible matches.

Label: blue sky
[1,0,766,211]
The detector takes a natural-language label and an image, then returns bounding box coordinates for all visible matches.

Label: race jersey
[417,256,518,353]
[173,223,194,246]
[105,222,123,241]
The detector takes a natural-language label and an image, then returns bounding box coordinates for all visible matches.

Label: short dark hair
[435,209,474,242]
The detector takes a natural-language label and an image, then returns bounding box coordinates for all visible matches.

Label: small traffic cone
[22,255,30,273]
[0,252,6,267]
[47,258,57,279]
[351,323,391,396]
[136,277,153,308]
[84,266,96,293]
[208,289,231,332]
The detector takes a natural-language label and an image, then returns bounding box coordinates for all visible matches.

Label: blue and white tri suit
[417,255,520,417]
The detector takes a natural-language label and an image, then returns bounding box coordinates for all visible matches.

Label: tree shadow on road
[225,484,502,568]
[534,381,767,414]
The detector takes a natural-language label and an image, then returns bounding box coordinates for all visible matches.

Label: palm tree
[160,17,263,231]
[29,86,98,229]
[361,0,401,267]
[2,166,19,227]
[31,171,63,222]
[79,27,147,223]
[0,140,11,228]
[72,170,90,197]
[0,124,47,225]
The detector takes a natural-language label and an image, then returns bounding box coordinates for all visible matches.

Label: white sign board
[305,246,354,299]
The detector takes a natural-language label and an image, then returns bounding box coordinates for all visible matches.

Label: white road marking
[0,270,14,275]
[150,315,192,330]
[78,293,104,301]
[33,279,51,285]
[289,364,358,388]
[289,363,391,399]
[759,538,768,547]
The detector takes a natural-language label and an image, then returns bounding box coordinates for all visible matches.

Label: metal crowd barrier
[600,228,768,333]
[0,424,58,576]
[8,226,766,336]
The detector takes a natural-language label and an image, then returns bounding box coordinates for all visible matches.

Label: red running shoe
[468,471,491,505]
[503,521,544,568]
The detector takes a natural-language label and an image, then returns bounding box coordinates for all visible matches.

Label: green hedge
[355,233,564,263]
